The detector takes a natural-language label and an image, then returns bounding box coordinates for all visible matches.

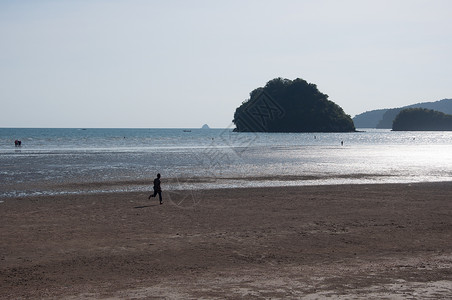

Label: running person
[148,173,162,204]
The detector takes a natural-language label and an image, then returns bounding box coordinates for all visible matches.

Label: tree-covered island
[233,78,355,132]
[392,108,452,131]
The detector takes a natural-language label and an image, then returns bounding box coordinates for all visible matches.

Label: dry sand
[1,182,452,299]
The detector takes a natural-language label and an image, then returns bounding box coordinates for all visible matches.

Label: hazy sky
[1,0,451,128]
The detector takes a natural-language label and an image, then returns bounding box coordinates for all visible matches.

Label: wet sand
[1,182,452,299]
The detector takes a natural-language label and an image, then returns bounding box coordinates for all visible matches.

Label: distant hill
[352,109,387,128]
[353,99,452,128]
[393,108,452,131]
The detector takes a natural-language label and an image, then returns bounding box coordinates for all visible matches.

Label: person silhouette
[148,173,162,204]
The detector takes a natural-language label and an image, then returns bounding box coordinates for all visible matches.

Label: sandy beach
[1,182,452,299]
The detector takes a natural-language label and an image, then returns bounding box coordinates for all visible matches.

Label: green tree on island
[392,108,452,131]
[233,78,355,132]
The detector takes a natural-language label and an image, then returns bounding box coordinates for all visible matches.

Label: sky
[1,0,451,128]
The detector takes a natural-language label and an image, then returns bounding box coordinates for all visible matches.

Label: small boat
[183,130,192,132]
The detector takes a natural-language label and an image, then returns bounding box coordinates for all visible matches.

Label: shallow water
[1,128,452,198]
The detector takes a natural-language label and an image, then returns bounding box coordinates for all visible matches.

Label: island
[201,124,210,129]
[392,108,452,131]
[233,78,355,132]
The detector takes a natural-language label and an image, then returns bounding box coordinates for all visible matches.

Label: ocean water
[1,128,452,198]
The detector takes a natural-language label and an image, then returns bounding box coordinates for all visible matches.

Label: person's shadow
[134,204,159,209]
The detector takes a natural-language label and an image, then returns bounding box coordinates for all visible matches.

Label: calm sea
[1,128,452,198]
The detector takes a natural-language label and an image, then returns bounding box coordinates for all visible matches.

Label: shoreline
[2,175,452,200]
[1,182,452,298]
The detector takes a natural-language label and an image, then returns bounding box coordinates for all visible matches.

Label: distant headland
[353,98,452,128]
[392,108,452,131]
[232,77,355,133]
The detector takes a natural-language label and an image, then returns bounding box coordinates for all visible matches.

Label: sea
[1,128,452,199]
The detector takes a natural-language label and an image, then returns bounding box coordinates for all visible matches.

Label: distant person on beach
[148,173,162,204]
